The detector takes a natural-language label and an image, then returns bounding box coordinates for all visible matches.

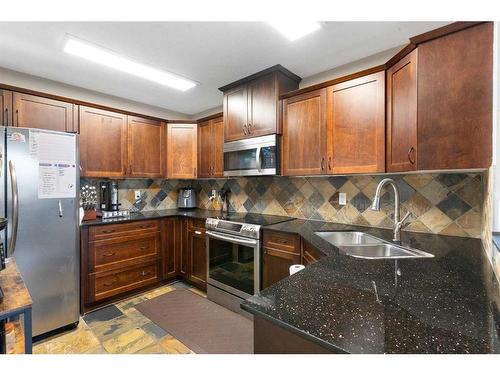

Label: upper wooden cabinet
[417,22,493,170]
[0,89,12,126]
[386,49,418,172]
[198,116,224,178]
[12,92,78,132]
[167,123,198,179]
[127,116,165,178]
[80,106,128,178]
[282,88,327,176]
[326,71,385,174]
[220,65,301,142]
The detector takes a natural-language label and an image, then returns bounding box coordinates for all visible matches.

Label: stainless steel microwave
[223,134,279,176]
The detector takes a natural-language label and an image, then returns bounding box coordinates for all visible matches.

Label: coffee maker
[99,181,120,211]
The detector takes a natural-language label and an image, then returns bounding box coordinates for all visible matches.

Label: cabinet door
[212,116,225,177]
[167,123,197,179]
[263,248,300,289]
[13,92,77,132]
[162,217,181,280]
[0,89,12,126]
[223,85,248,142]
[417,23,493,170]
[247,74,277,137]
[127,116,165,178]
[188,227,207,290]
[282,88,327,176]
[197,120,213,178]
[327,71,385,174]
[79,106,128,178]
[179,219,189,277]
[386,50,418,172]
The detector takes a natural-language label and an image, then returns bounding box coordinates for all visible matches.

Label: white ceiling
[0,22,448,115]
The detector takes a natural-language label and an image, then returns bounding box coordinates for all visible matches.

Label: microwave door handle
[255,145,262,173]
[8,160,19,255]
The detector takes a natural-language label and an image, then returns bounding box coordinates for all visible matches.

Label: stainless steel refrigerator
[0,126,80,337]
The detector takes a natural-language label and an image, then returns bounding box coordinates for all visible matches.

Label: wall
[83,172,484,239]
[0,66,190,120]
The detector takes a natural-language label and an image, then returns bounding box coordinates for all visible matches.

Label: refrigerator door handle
[58,200,63,217]
[8,160,19,255]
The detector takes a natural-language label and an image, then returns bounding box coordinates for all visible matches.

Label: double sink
[314,231,434,259]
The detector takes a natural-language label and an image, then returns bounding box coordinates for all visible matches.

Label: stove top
[206,213,293,239]
[209,213,293,227]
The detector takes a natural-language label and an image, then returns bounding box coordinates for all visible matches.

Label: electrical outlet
[134,190,141,201]
[339,192,347,206]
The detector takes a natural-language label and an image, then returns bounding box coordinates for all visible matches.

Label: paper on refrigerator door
[32,130,77,199]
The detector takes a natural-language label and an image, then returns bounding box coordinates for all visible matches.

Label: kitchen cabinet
[416,22,493,170]
[0,89,12,126]
[127,116,166,178]
[220,65,300,142]
[386,49,418,172]
[166,123,198,179]
[262,230,301,289]
[198,116,224,178]
[79,106,128,178]
[12,92,78,132]
[326,71,385,174]
[81,220,161,310]
[301,241,325,267]
[282,88,328,176]
[161,217,182,280]
[186,219,207,291]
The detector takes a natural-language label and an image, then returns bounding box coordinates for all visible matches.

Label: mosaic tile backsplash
[82,172,484,238]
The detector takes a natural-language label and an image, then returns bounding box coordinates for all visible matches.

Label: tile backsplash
[82,172,484,238]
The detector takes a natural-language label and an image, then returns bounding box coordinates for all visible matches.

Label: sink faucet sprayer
[371,178,412,243]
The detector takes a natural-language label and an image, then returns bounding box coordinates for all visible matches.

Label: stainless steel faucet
[371,178,412,242]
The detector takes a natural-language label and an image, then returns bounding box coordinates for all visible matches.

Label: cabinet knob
[320,157,325,171]
[247,123,252,134]
[328,156,332,171]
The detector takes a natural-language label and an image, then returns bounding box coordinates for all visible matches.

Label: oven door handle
[206,231,258,246]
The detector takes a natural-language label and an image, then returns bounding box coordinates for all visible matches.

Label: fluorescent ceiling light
[269,21,321,41]
[63,37,197,91]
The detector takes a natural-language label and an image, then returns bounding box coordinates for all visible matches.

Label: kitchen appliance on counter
[206,213,292,316]
[98,181,130,219]
[0,126,79,337]
[178,187,197,208]
[223,134,279,176]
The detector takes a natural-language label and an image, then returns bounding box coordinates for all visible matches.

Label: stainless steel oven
[206,224,260,300]
[223,134,278,176]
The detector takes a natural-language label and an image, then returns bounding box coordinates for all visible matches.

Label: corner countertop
[241,219,500,354]
[80,208,218,226]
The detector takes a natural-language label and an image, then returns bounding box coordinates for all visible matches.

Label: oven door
[223,134,278,176]
[206,230,260,299]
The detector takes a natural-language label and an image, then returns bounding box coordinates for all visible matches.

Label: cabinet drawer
[89,233,159,273]
[89,261,159,302]
[302,241,325,266]
[263,230,301,254]
[89,220,159,240]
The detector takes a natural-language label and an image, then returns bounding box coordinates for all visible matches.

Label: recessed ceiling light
[269,21,321,41]
[63,37,197,91]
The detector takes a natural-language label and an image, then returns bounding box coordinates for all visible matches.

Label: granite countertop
[80,208,218,226]
[242,219,500,354]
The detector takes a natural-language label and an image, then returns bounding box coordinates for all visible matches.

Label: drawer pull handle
[102,252,116,257]
[141,271,151,277]
[140,245,150,250]
[103,278,118,287]
[102,229,115,234]
[140,225,151,229]
[194,230,202,235]
[408,146,416,165]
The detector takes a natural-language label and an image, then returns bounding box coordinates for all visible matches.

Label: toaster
[177,187,197,208]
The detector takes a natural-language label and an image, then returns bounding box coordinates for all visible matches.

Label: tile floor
[34,281,205,354]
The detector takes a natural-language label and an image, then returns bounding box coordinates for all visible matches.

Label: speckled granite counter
[242,219,500,354]
[80,208,218,226]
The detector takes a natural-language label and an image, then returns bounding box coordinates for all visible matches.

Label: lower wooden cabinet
[302,241,325,266]
[185,219,207,291]
[161,217,182,280]
[262,230,301,289]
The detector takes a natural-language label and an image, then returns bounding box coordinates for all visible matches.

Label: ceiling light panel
[63,37,197,91]
[269,21,321,41]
